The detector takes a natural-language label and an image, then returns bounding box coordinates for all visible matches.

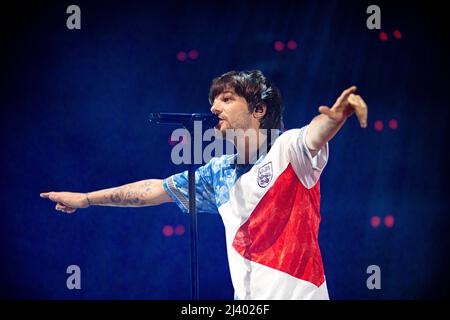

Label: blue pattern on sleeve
[163,155,254,214]
[163,160,219,214]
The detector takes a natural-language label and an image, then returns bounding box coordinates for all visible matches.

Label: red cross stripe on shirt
[232,163,325,288]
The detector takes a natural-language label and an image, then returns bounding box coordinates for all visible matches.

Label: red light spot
[379,31,388,41]
[374,120,384,131]
[176,51,187,61]
[175,224,185,236]
[162,225,174,237]
[393,30,402,39]
[371,216,381,228]
[389,119,398,130]
[274,41,285,52]
[188,49,199,60]
[287,40,297,50]
[384,215,395,228]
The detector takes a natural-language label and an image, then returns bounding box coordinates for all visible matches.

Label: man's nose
[210,103,221,114]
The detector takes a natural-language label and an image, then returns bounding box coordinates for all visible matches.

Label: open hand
[318,86,368,128]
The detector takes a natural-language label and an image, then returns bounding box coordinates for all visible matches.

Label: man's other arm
[40,179,173,214]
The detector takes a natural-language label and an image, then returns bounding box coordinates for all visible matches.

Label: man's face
[210,89,258,136]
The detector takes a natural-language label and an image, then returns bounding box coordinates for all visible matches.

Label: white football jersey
[164,125,329,300]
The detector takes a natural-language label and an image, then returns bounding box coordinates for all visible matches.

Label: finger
[61,205,76,214]
[319,106,340,121]
[347,94,359,108]
[347,94,367,127]
[40,192,51,198]
[354,95,368,128]
[335,86,357,107]
[56,202,67,208]
[56,203,75,214]
[57,202,74,210]
[49,193,60,202]
[318,105,333,117]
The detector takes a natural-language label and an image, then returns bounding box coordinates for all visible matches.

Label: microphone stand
[188,149,198,300]
[185,120,199,301]
[149,113,217,300]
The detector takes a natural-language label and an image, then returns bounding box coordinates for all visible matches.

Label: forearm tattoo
[107,180,154,206]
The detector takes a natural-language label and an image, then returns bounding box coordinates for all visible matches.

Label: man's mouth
[215,119,225,129]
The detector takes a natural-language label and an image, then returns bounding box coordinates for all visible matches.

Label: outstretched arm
[305,86,368,156]
[40,179,173,214]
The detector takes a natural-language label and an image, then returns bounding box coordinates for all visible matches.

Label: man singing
[40,70,368,299]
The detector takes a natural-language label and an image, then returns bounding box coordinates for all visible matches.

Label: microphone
[149,112,219,129]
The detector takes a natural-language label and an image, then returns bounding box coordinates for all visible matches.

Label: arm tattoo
[108,181,154,206]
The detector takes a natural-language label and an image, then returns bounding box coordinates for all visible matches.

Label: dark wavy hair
[208,70,284,130]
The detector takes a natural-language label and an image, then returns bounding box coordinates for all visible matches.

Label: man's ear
[253,104,267,119]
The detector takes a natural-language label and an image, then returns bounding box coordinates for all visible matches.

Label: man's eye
[223,97,232,102]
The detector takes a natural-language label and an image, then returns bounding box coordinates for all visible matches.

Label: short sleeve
[163,161,219,214]
[282,125,329,189]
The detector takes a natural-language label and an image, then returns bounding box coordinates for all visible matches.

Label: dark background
[0,0,449,299]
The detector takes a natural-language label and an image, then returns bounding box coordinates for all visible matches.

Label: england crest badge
[257,162,273,188]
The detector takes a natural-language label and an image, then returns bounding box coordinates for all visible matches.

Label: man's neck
[234,129,268,165]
